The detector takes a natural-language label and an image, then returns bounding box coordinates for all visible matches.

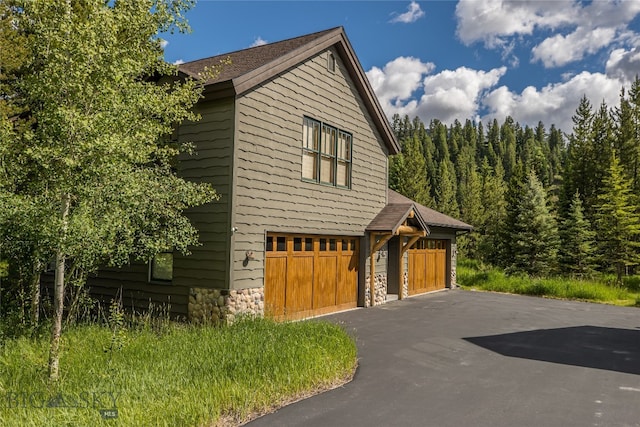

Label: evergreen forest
[389,77,640,283]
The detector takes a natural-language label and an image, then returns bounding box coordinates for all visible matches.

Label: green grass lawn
[458,258,640,307]
[0,317,357,426]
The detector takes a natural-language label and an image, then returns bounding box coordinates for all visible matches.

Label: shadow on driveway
[465,325,640,375]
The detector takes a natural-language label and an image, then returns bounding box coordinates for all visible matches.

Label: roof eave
[202,80,236,100]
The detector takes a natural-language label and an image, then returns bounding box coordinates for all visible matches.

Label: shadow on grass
[465,326,640,375]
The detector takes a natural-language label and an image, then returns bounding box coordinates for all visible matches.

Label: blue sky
[162,1,640,133]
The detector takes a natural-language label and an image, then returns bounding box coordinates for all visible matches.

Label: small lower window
[150,253,173,282]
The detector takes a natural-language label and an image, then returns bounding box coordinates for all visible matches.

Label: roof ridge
[179,27,342,67]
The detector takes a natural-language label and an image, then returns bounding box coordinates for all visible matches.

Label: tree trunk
[48,194,70,381]
[30,260,42,325]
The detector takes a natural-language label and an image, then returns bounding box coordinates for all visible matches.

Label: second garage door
[408,239,447,295]
[265,234,359,320]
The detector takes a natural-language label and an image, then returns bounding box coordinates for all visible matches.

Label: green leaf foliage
[0,0,219,373]
[1,0,217,272]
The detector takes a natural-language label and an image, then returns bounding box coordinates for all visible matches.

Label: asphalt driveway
[247,290,640,427]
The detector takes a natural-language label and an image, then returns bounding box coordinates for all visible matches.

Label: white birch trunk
[48,193,70,381]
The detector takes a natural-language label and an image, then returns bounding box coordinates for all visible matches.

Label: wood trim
[398,237,404,300]
[402,236,422,255]
[369,238,376,307]
[370,232,393,255]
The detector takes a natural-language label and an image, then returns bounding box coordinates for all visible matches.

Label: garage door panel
[408,240,447,295]
[265,257,287,317]
[286,256,314,314]
[427,250,437,291]
[314,256,338,309]
[265,234,359,320]
[436,250,446,289]
[337,252,358,306]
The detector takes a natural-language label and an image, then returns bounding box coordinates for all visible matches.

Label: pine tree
[565,95,598,219]
[628,77,640,193]
[503,170,559,275]
[614,78,640,194]
[478,160,507,266]
[486,118,501,170]
[500,117,517,180]
[456,145,483,258]
[593,152,640,283]
[430,119,449,164]
[434,158,459,217]
[389,133,432,206]
[559,191,596,277]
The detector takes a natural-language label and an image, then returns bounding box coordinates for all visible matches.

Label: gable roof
[387,189,474,231]
[366,201,430,235]
[178,27,399,154]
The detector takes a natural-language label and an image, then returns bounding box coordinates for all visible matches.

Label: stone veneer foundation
[188,287,264,323]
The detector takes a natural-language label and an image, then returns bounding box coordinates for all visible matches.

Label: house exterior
[89,27,472,321]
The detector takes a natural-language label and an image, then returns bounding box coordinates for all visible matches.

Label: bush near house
[458,258,640,306]
[0,317,357,426]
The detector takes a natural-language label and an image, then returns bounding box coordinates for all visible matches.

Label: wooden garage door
[265,234,359,320]
[408,239,447,295]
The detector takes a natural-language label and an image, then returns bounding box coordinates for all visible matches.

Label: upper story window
[302,117,351,188]
[327,52,336,73]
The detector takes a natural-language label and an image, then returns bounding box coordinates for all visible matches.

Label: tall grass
[458,258,640,306]
[0,317,357,426]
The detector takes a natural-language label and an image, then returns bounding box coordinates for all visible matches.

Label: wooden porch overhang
[365,202,430,305]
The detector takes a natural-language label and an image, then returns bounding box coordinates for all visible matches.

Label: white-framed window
[302,117,352,188]
[149,252,173,283]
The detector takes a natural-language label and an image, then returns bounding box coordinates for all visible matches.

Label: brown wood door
[265,234,359,320]
[408,239,447,295]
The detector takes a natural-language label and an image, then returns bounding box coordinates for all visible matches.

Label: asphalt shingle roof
[179,28,338,85]
[388,189,473,231]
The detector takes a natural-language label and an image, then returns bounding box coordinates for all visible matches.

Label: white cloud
[481,72,624,132]
[532,27,617,68]
[367,58,506,126]
[251,37,267,47]
[389,1,425,24]
[173,59,185,65]
[368,54,633,133]
[606,46,640,83]
[366,56,435,112]
[455,0,640,69]
[416,66,507,125]
[455,0,575,48]
[159,39,169,49]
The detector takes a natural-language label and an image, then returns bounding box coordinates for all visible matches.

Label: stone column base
[364,274,388,307]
